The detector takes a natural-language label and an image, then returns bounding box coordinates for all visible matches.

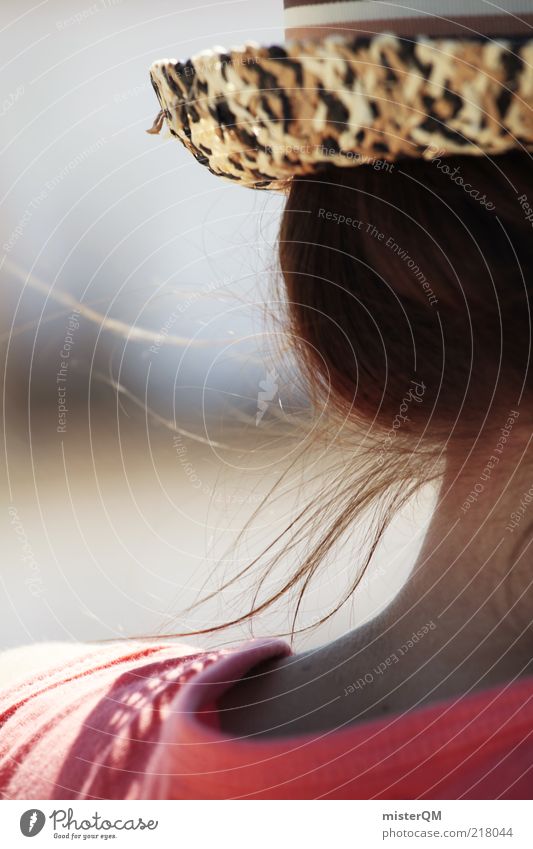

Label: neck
[218,416,533,738]
[336,416,533,717]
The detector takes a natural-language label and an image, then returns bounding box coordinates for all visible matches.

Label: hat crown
[284,0,533,38]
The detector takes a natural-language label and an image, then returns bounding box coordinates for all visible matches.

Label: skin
[218,421,533,738]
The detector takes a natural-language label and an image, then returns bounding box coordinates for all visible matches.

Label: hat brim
[149,33,533,191]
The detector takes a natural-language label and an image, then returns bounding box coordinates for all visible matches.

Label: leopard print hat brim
[148,34,533,191]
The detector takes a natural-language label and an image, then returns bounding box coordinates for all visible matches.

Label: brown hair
[178,151,533,640]
[281,152,533,436]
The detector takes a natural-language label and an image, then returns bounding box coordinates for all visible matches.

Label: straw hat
[148,1,533,190]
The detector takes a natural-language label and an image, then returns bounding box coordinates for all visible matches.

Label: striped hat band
[284,0,533,39]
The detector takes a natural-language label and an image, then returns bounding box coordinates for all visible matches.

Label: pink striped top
[1,639,532,799]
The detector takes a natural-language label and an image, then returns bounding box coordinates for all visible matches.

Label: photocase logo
[256,368,279,425]
[20,809,46,837]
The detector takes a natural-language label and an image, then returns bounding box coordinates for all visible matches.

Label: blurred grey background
[0,0,433,652]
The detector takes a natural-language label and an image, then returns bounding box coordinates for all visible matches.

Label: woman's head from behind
[175,152,533,637]
[280,152,533,455]
[236,150,533,632]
